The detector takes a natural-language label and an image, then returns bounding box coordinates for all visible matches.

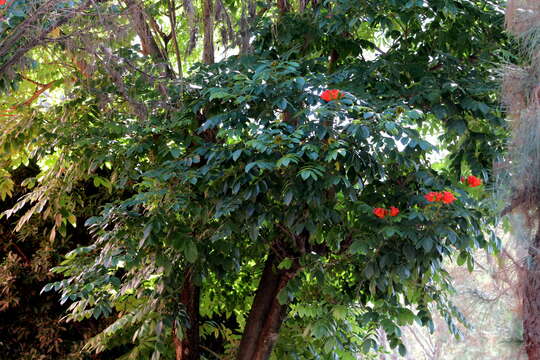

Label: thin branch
[18,81,55,107]
[0,0,64,59]
[0,2,90,75]
[407,325,435,358]
[146,8,172,60]
[9,242,31,265]
[168,0,183,79]
[200,345,224,360]
[19,74,49,87]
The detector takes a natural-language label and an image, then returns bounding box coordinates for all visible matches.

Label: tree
[503,1,540,359]
[0,0,509,359]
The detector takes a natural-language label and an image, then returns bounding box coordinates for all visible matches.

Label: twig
[200,345,224,360]
[18,81,55,108]
[168,0,183,79]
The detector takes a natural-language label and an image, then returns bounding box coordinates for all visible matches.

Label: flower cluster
[461,175,482,187]
[424,191,456,204]
[320,89,343,101]
[373,206,399,219]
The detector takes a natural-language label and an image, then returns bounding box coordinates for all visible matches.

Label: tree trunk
[523,220,540,359]
[202,0,215,65]
[237,253,298,360]
[124,0,173,76]
[277,0,289,14]
[174,269,200,360]
[328,48,339,73]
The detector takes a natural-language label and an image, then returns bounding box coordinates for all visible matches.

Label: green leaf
[67,214,77,227]
[362,339,374,353]
[209,89,231,100]
[397,308,415,325]
[245,162,257,172]
[332,305,348,320]
[283,191,293,206]
[398,344,407,356]
[364,263,375,279]
[349,240,366,254]
[140,223,153,248]
[277,288,289,305]
[276,154,299,168]
[278,258,293,270]
[420,237,433,252]
[456,251,468,266]
[232,149,242,161]
[170,147,182,158]
[248,224,259,240]
[185,241,198,263]
[41,283,54,294]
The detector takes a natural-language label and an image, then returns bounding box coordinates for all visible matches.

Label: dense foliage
[0,0,510,359]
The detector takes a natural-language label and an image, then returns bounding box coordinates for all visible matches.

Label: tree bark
[124,0,172,76]
[174,269,200,360]
[523,220,540,360]
[236,253,298,360]
[328,48,339,73]
[202,0,215,65]
[277,0,289,14]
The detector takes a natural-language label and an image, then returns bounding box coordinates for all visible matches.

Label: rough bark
[237,253,298,360]
[277,0,289,14]
[202,0,215,65]
[124,0,174,77]
[174,270,200,360]
[328,48,339,73]
[523,220,540,360]
[125,0,161,57]
[168,0,183,78]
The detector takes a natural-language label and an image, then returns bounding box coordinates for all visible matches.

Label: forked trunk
[237,253,298,360]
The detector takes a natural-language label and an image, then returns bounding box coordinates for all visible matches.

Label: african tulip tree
[0,0,508,359]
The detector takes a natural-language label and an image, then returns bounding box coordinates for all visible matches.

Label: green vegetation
[0,0,512,359]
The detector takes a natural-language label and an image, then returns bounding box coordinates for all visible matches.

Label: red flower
[465,175,482,187]
[424,191,456,204]
[424,192,439,202]
[441,191,456,204]
[0,0,5,5]
[373,207,387,219]
[389,206,399,217]
[320,89,343,101]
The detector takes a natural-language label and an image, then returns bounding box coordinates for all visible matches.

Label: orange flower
[389,206,399,217]
[441,191,456,204]
[373,207,387,219]
[465,175,482,187]
[320,89,343,101]
[424,192,439,202]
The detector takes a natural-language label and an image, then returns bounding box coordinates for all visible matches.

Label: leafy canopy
[0,0,509,358]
